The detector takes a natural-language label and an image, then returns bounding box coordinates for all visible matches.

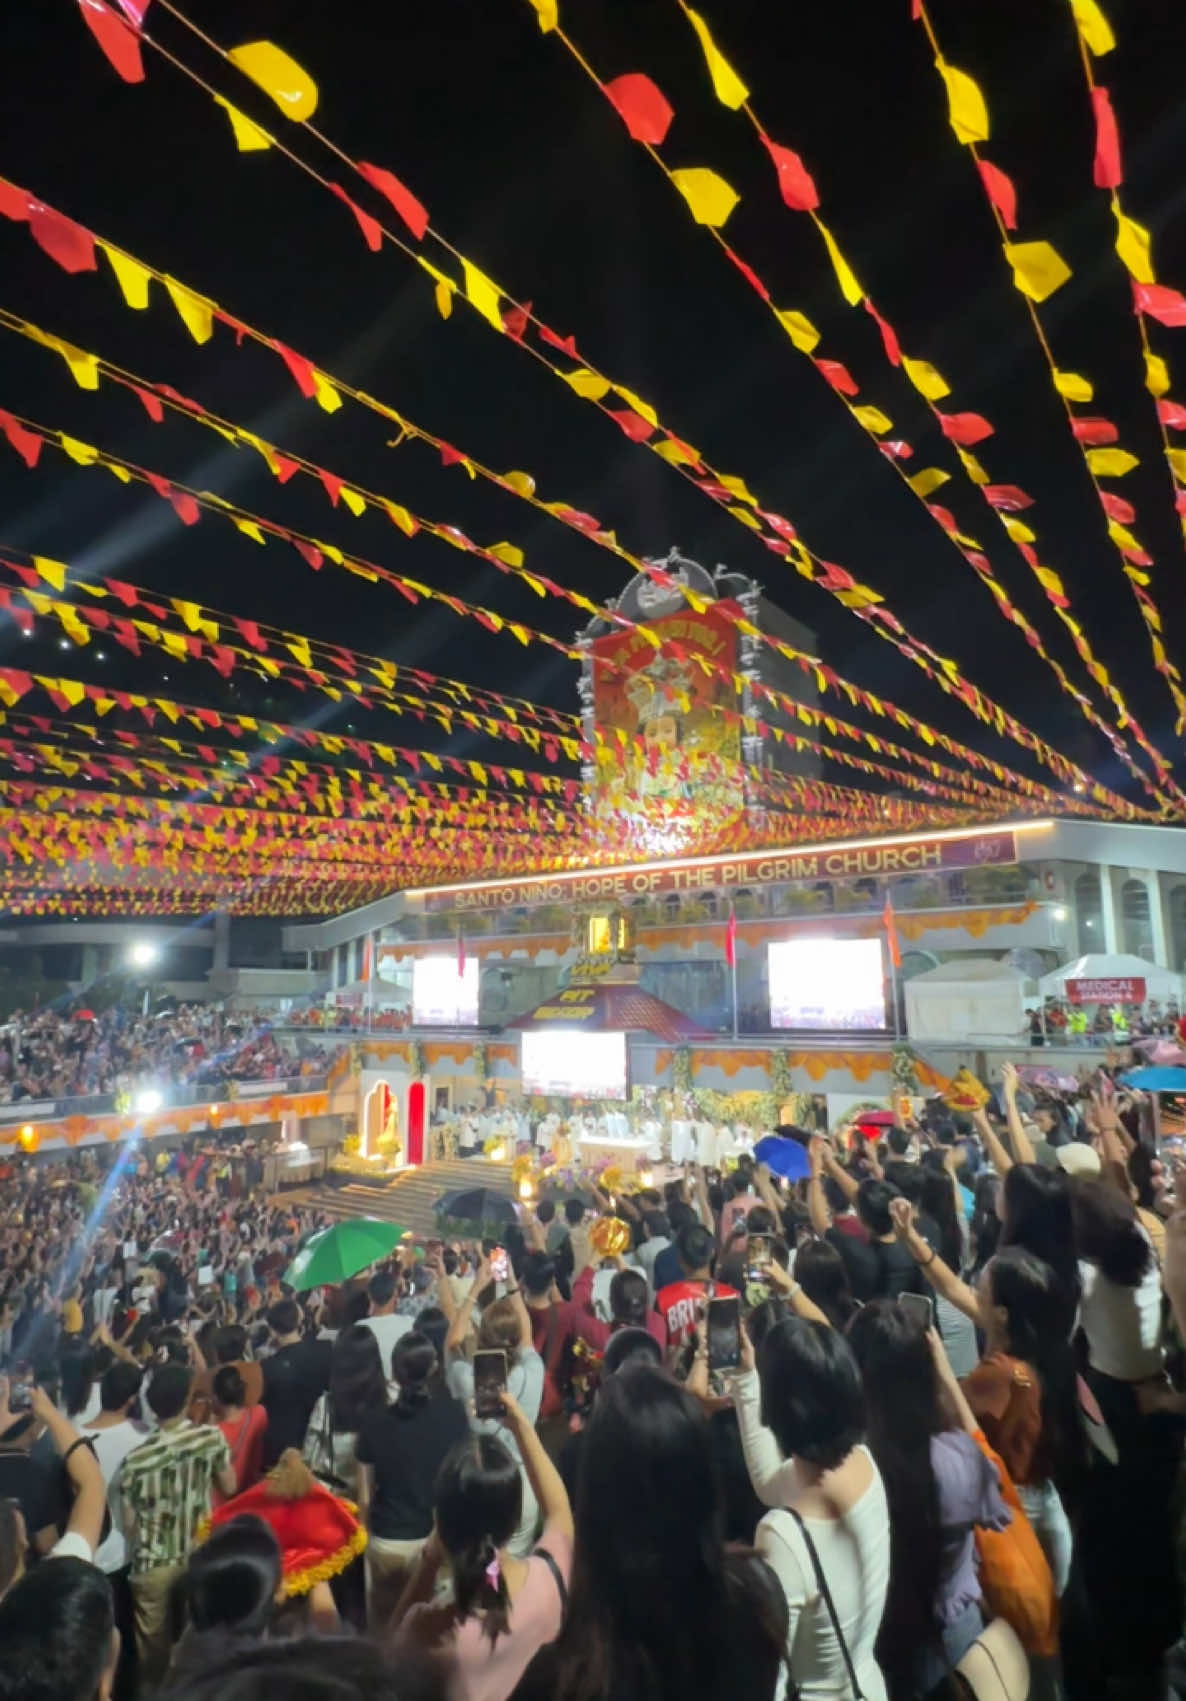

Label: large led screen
[768,937,886,1031]
[412,955,479,1026]
[520,1029,628,1101]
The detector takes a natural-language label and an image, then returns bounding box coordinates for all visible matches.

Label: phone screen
[746,1234,772,1283]
[8,1361,33,1412]
[489,1247,510,1284]
[473,1349,508,1419]
[707,1296,742,1372]
[899,1292,934,1332]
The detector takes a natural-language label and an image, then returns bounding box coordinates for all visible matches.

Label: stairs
[289,1158,516,1239]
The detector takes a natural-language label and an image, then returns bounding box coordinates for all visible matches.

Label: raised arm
[446,1254,490,1355]
[807,1137,833,1236]
[29,1384,107,1556]
[1000,1062,1037,1165]
[765,1258,832,1329]
[889,1197,986,1329]
[499,1389,573,1542]
[971,1105,1015,1179]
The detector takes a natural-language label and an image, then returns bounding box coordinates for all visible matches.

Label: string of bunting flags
[912,0,1186,744]
[621,0,1185,809]
[0,548,1084,819]
[47,11,1142,809]
[0,256,1111,824]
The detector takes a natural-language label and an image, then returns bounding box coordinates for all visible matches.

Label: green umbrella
[283,1218,408,1291]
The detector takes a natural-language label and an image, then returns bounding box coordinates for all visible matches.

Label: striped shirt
[121,1420,230,1572]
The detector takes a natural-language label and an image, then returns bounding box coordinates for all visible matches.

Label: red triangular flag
[724,903,737,969]
[883,894,901,968]
[457,930,467,980]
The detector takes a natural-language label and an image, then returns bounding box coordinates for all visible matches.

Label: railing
[0,1072,329,1125]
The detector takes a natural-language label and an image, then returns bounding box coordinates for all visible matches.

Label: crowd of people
[0,1003,338,1106]
[1030,997,1186,1046]
[1,1056,1186,1700]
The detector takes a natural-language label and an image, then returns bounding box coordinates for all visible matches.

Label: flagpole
[731,951,739,1040]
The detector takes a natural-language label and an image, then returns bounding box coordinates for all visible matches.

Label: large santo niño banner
[590,601,743,813]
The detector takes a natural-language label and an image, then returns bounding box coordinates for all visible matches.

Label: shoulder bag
[786,1507,865,1700]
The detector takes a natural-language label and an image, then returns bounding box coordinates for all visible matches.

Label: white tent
[905,957,1029,1043]
[1039,954,1182,1004]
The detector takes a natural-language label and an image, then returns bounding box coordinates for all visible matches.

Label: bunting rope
[1062,4,1186,563]
[638,0,1185,809]
[912,0,1186,747]
[0,287,1097,820]
[0,337,1097,822]
[0,548,1068,819]
[49,15,1137,807]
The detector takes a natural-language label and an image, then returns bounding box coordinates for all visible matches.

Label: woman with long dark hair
[358,1332,469,1630]
[303,1323,388,1501]
[392,1389,573,1701]
[792,1238,859,1331]
[1067,1170,1181,1697]
[545,1362,785,1701]
[889,1198,1081,1590]
[847,1301,1008,1699]
[732,1314,887,1699]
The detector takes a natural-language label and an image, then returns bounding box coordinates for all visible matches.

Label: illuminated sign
[420,828,1020,913]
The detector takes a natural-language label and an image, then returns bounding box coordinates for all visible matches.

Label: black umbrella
[433,1186,517,1226]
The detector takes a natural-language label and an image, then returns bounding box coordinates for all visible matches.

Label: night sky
[2,0,1186,835]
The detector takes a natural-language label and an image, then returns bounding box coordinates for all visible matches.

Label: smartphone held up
[706,1296,742,1373]
[474,1348,509,1419]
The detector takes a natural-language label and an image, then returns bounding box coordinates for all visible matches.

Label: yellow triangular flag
[1004,241,1071,302]
[670,168,739,228]
[1168,448,1186,481]
[685,7,749,108]
[227,41,318,121]
[937,60,989,144]
[525,0,557,31]
[1086,447,1138,476]
[1053,370,1093,403]
[613,385,658,425]
[487,542,525,568]
[102,245,152,310]
[60,435,99,466]
[653,438,703,466]
[213,95,273,151]
[775,309,820,353]
[901,356,950,400]
[1001,514,1036,544]
[817,218,863,304]
[311,372,342,413]
[908,468,950,498]
[164,278,215,344]
[563,368,611,400]
[33,557,68,591]
[852,405,893,435]
[1144,350,1170,398]
[1070,0,1115,56]
[43,337,99,391]
[462,259,505,331]
[956,448,989,484]
[1113,205,1155,284]
[234,519,266,545]
[340,488,367,517]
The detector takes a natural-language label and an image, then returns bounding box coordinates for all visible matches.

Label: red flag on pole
[882,894,901,968]
[361,934,373,982]
[724,903,738,969]
[457,930,467,979]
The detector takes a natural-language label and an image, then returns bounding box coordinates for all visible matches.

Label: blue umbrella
[1119,1066,1186,1092]
[753,1134,811,1181]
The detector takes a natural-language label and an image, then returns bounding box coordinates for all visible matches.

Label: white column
[1099,865,1120,953]
[1147,873,1170,968]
